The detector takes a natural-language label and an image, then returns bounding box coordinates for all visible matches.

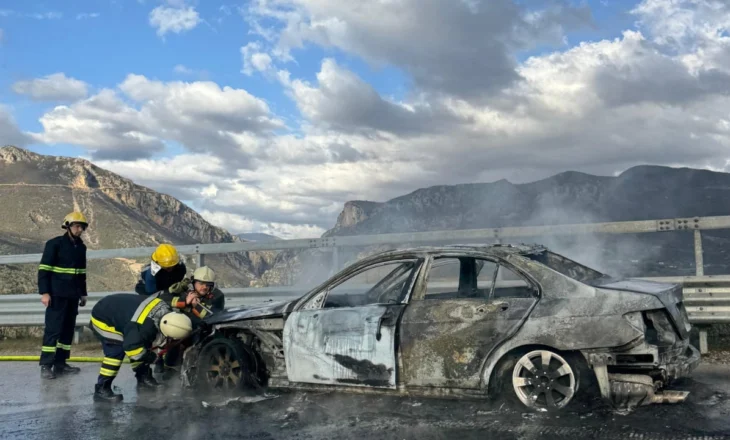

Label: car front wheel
[196,337,257,393]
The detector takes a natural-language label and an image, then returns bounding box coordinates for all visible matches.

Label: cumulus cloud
[289,58,464,136]
[31,0,730,237]
[149,5,200,37]
[33,74,284,164]
[0,105,32,147]
[12,73,89,102]
[246,0,593,100]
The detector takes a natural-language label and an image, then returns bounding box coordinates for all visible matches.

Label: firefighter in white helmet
[156,266,225,373]
[89,293,193,403]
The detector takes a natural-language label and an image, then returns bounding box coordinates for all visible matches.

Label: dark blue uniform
[38,233,87,368]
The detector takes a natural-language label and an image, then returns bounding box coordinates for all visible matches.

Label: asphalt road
[1,362,729,440]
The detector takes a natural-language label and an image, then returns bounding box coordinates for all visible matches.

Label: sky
[1,0,730,239]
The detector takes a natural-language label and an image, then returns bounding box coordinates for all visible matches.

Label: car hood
[594,278,691,339]
[205,300,293,325]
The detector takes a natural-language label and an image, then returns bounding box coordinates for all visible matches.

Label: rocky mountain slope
[0,146,275,294]
[260,165,730,287]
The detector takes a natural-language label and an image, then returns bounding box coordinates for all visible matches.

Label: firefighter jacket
[134,262,187,295]
[38,233,87,298]
[160,287,225,325]
[90,293,172,363]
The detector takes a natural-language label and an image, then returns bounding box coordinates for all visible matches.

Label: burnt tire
[491,348,594,413]
[195,336,261,394]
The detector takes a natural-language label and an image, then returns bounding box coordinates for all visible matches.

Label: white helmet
[193,266,216,284]
[159,312,193,340]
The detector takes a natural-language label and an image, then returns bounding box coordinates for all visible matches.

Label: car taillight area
[642,309,679,347]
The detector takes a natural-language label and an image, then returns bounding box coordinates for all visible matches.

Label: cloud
[149,5,200,37]
[173,64,194,75]
[288,58,464,136]
[12,73,89,102]
[33,74,284,164]
[0,105,32,147]
[0,10,62,20]
[29,1,730,238]
[76,13,100,20]
[246,0,593,100]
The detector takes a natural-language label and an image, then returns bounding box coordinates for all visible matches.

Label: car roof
[357,243,547,261]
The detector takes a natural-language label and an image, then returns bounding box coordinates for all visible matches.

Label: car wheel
[492,348,586,413]
[196,337,257,393]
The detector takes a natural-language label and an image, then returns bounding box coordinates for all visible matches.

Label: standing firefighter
[135,243,187,295]
[89,293,193,403]
[38,212,89,380]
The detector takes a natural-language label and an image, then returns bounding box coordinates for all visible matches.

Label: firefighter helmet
[159,312,192,340]
[62,211,88,230]
[193,266,216,284]
[151,244,179,268]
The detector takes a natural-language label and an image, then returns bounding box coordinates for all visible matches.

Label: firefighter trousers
[90,317,150,384]
[40,296,79,366]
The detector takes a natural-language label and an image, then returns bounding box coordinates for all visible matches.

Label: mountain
[0,146,275,295]
[260,165,730,287]
[237,233,280,242]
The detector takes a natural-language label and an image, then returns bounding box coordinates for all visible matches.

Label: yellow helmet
[159,312,192,340]
[151,243,179,268]
[62,211,88,229]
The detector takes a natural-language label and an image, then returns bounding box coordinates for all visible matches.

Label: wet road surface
[1,361,730,439]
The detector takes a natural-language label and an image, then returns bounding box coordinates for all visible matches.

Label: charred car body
[180,244,700,412]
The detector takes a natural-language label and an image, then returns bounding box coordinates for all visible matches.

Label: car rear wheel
[196,337,258,393]
[492,348,588,412]
[511,350,577,412]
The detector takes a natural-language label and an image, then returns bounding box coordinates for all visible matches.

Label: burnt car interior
[526,250,609,284]
[322,259,421,308]
[425,256,537,300]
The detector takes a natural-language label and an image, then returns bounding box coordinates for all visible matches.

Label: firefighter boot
[93,378,123,403]
[40,365,56,380]
[55,363,81,375]
[135,366,164,390]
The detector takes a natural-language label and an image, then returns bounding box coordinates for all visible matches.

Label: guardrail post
[73,326,83,344]
[699,329,708,354]
[694,230,704,276]
[332,247,339,274]
[196,253,205,267]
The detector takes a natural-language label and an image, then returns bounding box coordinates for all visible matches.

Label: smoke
[519,198,665,278]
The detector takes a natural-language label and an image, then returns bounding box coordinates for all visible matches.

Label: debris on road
[201,393,279,408]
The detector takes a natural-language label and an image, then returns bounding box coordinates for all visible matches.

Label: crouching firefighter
[89,293,193,403]
[156,266,225,373]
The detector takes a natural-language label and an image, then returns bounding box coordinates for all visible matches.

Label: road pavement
[1,361,729,439]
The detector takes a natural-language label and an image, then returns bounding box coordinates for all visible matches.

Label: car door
[399,255,539,389]
[283,257,423,389]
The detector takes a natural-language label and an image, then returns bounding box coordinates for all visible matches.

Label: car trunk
[592,278,691,340]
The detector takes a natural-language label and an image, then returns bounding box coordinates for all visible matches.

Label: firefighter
[89,293,193,403]
[156,266,225,373]
[134,243,187,295]
[38,211,89,380]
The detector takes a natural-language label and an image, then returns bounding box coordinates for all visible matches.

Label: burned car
[180,244,700,412]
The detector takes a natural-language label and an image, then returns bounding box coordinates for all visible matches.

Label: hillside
[0,146,275,294]
[260,165,730,287]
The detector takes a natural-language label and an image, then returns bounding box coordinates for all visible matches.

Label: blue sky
[1,0,729,238]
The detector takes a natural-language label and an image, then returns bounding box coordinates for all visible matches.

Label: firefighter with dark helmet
[89,292,193,403]
[38,211,89,379]
[134,243,187,295]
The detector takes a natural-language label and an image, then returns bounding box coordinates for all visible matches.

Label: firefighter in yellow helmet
[38,212,89,379]
[134,243,187,296]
